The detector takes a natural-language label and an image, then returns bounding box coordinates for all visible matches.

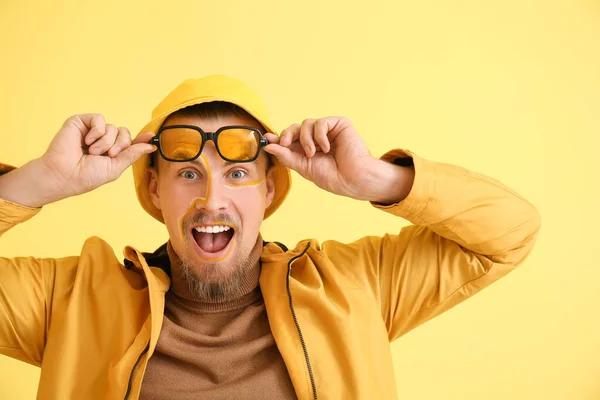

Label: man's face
[148,113,276,298]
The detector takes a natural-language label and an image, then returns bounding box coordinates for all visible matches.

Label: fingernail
[112,146,120,154]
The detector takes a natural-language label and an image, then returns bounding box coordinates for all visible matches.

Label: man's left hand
[263,117,414,204]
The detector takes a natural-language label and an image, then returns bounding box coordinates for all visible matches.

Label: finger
[280,124,300,147]
[264,133,280,144]
[90,124,118,155]
[299,119,316,157]
[80,114,106,145]
[320,116,350,142]
[264,144,304,171]
[313,118,331,153]
[132,131,155,145]
[113,142,157,175]
[108,127,132,158]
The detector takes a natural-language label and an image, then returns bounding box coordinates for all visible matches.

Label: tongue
[195,232,231,253]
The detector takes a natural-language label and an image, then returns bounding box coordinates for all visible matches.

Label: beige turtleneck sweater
[139,241,297,400]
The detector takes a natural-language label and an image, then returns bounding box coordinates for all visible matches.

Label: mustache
[183,212,240,231]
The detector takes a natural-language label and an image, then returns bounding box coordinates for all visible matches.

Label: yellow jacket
[0,151,541,399]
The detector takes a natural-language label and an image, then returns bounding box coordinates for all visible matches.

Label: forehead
[162,112,264,132]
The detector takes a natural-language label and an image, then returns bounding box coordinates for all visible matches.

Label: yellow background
[0,0,598,398]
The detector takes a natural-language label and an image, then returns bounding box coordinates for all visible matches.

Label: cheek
[226,180,267,200]
[157,183,198,238]
[227,183,268,227]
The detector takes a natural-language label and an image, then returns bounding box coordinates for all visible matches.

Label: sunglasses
[151,125,269,163]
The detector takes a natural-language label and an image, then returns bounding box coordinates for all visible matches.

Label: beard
[177,211,262,302]
[178,244,259,302]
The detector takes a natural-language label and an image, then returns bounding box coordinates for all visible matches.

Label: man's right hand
[0,114,156,208]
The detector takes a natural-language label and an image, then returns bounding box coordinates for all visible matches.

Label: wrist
[358,157,415,204]
[0,158,64,208]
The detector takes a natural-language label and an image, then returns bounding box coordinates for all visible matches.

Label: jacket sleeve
[0,196,76,366]
[320,150,542,341]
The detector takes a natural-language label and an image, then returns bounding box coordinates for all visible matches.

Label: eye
[179,170,200,180]
[229,169,247,180]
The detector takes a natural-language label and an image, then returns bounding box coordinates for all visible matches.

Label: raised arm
[0,114,156,364]
[264,116,541,340]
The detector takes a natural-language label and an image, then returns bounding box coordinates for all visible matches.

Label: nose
[196,174,230,214]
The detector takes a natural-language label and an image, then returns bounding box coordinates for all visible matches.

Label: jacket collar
[123,242,170,273]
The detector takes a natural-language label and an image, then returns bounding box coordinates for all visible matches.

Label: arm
[264,117,541,340]
[321,150,541,340]
[0,194,70,365]
[0,114,155,364]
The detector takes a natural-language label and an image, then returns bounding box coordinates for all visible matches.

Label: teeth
[194,225,231,233]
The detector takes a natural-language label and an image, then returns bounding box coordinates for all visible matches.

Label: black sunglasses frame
[151,124,269,163]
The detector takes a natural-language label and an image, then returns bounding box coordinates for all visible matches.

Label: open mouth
[191,224,236,260]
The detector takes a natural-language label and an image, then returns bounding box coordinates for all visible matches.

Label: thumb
[264,144,304,172]
[114,143,157,173]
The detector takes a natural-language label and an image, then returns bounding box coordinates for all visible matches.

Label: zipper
[124,344,149,400]
[286,242,317,400]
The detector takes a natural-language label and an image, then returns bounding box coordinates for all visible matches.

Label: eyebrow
[186,158,258,170]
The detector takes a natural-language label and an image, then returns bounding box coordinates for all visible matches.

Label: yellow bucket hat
[132,74,291,223]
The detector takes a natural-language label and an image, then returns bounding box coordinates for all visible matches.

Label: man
[0,75,541,399]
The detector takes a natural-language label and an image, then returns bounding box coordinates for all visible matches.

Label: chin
[187,258,238,282]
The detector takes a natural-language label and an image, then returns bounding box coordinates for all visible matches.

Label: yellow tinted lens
[217,128,260,161]
[160,128,202,160]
